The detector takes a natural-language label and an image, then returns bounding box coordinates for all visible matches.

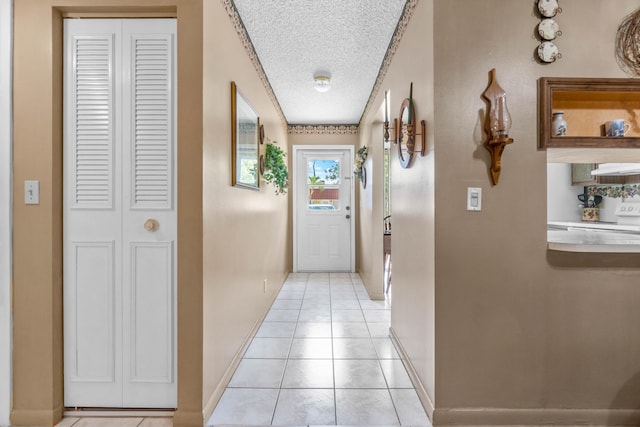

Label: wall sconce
[482,69,513,185]
[383,90,397,143]
[396,82,426,168]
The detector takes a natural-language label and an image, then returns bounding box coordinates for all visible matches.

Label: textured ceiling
[232,0,407,126]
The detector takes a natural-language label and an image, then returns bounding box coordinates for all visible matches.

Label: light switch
[24,180,40,205]
[467,187,481,211]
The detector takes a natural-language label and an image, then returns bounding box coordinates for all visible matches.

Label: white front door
[294,146,354,272]
[63,18,177,408]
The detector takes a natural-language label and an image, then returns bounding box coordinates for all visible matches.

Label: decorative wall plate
[361,165,367,189]
[538,18,561,40]
[537,41,561,63]
[538,0,560,18]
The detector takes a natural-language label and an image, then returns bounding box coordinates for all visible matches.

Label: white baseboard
[63,410,174,418]
[433,407,640,426]
[389,327,435,421]
[202,276,287,424]
[388,332,640,427]
[202,312,265,423]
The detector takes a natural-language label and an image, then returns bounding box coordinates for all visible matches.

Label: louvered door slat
[72,35,114,209]
[131,35,173,209]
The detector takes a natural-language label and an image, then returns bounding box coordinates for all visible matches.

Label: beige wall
[12,2,204,426]
[357,0,640,425]
[288,133,358,160]
[359,0,436,412]
[434,1,640,424]
[357,119,386,300]
[201,1,291,420]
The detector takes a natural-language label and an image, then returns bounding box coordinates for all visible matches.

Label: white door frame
[0,0,12,424]
[63,18,177,408]
[292,145,355,273]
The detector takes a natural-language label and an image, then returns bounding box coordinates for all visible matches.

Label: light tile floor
[207,272,431,426]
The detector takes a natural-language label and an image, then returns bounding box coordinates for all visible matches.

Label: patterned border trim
[359,0,418,125]
[587,184,640,199]
[288,124,360,135]
[221,0,288,127]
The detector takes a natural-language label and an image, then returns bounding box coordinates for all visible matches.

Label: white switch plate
[24,180,40,205]
[467,187,481,211]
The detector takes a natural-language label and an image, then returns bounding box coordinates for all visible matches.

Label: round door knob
[144,219,159,232]
[346,214,351,219]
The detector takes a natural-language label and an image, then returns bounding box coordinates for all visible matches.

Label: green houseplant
[353,145,368,180]
[263,143,288,195]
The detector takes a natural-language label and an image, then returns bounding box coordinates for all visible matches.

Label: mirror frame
[231,81,260,190]
[397,97,415,169]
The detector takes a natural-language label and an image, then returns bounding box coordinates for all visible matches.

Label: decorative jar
[552,111,567,136]
[582,207,599,222]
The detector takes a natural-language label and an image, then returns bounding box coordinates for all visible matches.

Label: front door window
[307,159,341,211]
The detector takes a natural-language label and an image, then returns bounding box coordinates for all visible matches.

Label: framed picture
[571,163,596,186]
[231,81,260,190]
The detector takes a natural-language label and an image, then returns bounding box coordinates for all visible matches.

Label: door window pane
[307,159,340,210]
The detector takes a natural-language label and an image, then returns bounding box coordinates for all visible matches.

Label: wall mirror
[231,81,260,189]
[397,98,415,169]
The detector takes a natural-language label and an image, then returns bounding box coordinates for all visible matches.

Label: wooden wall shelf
[539,77,640,149]
[548,136,640,148]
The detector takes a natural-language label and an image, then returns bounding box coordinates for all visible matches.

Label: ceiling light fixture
[314,72,331,92]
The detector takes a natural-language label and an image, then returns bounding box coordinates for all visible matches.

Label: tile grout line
[330,273,338,425]
[270,273,307,426]
[209,272,426,426]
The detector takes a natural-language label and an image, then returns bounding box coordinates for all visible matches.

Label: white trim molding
[389,327,434,423]
[0,0,12,425]
[390,330,640,426]
[433,408,640,426]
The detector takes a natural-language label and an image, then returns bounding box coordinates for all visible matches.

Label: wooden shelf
[539,77,640,149]
[548,136,640,148]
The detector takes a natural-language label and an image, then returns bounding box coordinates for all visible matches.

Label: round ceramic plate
[538,0,560,18]
[538,41,561,63]
[538,18,560,40]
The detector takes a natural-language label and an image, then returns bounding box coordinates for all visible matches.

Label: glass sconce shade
[490,94,512,138]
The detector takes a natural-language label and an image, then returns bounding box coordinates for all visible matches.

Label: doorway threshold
[64,409,174,418]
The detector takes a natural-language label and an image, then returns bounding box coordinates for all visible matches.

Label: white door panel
[64,19,122,408]
[64,18,176,409]
[123,241,175,406]
[66,240,122,407]
[120,20,177,406]
[71,241,117,383]
[294,147,354,272]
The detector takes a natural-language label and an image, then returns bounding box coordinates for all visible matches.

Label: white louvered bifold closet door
[63,19,177,409]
